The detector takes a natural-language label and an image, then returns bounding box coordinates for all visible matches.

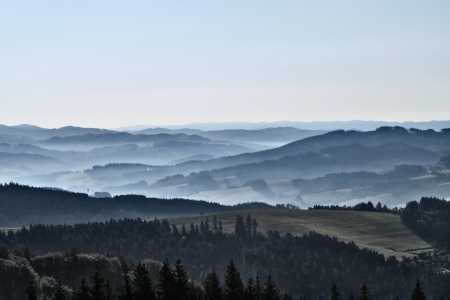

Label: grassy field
[166,210,431,259]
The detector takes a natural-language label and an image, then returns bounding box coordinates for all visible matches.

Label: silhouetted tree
[357,283,372,300]
[330,283,341,300]
[90,268,107,300]
[72,278,91,300]
[134,262,156,300]
[235,216,246,238]
[348,292,355,300]
[174,259,191,300]
[52,280,67,300]
[411,279,426,300]
[223,260,244,300]
[157,259,176,300]
[116,272,133,300]
[245,215,252,237]
[263,276,279,300]
[282,292,293,300]
[204,269,223,300]
[25,281,38,300]
[252,218,258,237]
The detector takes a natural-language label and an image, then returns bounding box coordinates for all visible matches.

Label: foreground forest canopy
[19,258,437,300]
[1,212,450,300]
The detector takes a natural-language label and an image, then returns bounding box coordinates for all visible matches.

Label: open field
[166,210,431,259]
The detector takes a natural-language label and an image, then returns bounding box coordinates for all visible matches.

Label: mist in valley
[1,123,450,223]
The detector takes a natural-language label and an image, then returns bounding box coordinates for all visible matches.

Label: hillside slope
[168,210,431,258]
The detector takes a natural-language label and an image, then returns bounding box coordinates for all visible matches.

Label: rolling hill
[156,127,450,174]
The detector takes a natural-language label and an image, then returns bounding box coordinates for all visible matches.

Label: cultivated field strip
[167,210,431,258]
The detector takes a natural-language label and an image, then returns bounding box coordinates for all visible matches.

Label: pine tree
[205,217,210,232]
[411,279,426,300]
[330,283,341,300]
[348,292,355,300]
[245,215,252,237]
[116,272,134,300]
[52,280,67,300]
[223,260,244,300]
[72,278,91,300]
[201,221,205,234]
[234,216,246,238]
[213,215,218,231]
[252,219,258,237]
[263,276,279,300]
[281,292,293,300]
[357,283,372,300]
[157,259,176,300]
[90,268,107,300]
[254,275,262,299]
[134,262,156,300]
[244,278,256,300]
[25,281,38,300]
[104,280,112,300]
[204,269,223,300]
[174,259,191,300]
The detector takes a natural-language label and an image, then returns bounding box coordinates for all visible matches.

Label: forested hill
[2,216,449,300]
[158,126,450,175]
[0,183,277,227]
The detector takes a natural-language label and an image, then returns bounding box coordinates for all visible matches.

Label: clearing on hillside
[167,210,431,258]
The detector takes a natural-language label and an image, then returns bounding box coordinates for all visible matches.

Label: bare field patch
[166,210,431,259]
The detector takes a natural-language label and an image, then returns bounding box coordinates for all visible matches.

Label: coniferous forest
[1,211,450,300]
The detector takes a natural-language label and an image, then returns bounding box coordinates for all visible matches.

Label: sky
[1,1,449,129]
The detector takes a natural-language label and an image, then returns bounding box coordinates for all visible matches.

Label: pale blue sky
[1,1,449,128]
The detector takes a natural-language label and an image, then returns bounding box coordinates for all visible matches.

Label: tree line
[24,259,434,300]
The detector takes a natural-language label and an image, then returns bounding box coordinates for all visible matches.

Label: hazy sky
[1,1,449,128]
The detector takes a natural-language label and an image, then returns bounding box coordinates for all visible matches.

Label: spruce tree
[245,215,252,237]
[213,215,218,231]
[254,275,263,299]
[357,283,372,300]
[134,262,156,300]
[263,276,280,300]
[348,292,355,300]
[25,281,38,300]
[104,280,112,300]
[90,268,107,300]
[234,215,246,238]
[72,278,91,300]
[52,280,67,300]
[330,283,341,300]
[116,272,134,300]
[157,259,176,300]
[252,219,258,237]
[174,259,191,300]
[411,279,426,300]
[281,292,293,300]
[244,278,256,300]
[223,260,244,300]
[204,269,223,300]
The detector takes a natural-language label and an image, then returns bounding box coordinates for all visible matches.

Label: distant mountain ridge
[164,127,450,173]
[40,132,210,145]
[117,120,450,131]
[0,125,115,140]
